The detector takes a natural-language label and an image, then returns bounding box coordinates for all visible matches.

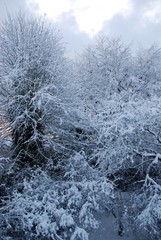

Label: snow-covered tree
[76,36,132,110]
[0,11,66,166]
[75,37,161,183]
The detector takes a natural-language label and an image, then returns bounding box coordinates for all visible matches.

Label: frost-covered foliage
[1,155,114,239]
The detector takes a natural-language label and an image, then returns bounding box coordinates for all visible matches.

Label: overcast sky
[1,0,161,57]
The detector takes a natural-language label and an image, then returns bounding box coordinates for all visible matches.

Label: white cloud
[27,0,132,37]
[73,0,132,36]
[144,3,161,24]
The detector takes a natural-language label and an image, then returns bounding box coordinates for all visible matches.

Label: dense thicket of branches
[0,11,161,240]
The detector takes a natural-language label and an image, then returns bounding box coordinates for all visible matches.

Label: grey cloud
[131,0,159,9]
[100,0,161,48]
[131,0,153,8]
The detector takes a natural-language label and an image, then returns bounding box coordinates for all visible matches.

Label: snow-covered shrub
[1,155,114,240]
[125,156,161,239]
[125,184,161,239]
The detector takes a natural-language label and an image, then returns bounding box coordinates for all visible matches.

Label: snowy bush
[125,184,161,239]
[1,155,114,240]
[125,155,161,239]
